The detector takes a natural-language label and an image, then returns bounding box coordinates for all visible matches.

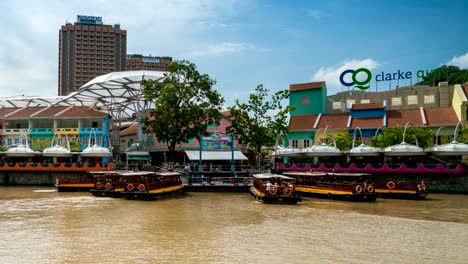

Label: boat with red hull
[249,173,302,204]
[283,171,377,202]
[373,180,428,200]
[121,171,184,200]
[89,170,132,198]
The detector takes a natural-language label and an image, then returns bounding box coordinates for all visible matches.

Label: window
[407,95,418,105]
[332,102,341,110]
[424,94,435,104]
[146,136,154,147]
[292,140,298,148]
[346,99,355,108]
[360,99,370,104]
[392,97,402,106]
[303,139,310,148]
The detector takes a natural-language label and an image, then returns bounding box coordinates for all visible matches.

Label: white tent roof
[185,150,248,161]
[0,70,167,119]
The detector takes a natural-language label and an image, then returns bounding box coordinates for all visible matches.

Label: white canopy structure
[0,70,167,119]
[0,71,168,159]
[185,151,248,161]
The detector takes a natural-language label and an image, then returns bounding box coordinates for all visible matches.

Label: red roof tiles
[386,109,423,127]
[424,107,459,126]
[120,122,138,136]
[289,115,318,131]
[289,81,325,92]
[350,117,384,129]
[352,102,384,110]
[316,113,349,129]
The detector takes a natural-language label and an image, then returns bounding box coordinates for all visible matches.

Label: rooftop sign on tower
[77,15,103,25]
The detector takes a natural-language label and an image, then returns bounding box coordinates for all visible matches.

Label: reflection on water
[0,187,467,264]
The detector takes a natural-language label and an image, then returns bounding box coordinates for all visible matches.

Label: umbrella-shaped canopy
[275,146,304,157]
[428,141,468,156]
[81,144,112,157]
[304,143,342,157]
[384,142,426,156]
[348,144,383,156]
[3,144,41,157]
[42,145,73,157]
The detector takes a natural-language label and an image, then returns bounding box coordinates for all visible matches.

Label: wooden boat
[249,173,302,204]
[121,171,184,200]
[89,171,132,198]
[55,173,95,192]
[283,171,377,202]
[373,180,429,200]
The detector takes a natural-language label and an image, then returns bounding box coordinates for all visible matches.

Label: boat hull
[89,189,123,198]
[122,185,184,201]
[375,189,429,200]
[296,186,377,202]
[249,187,302,204]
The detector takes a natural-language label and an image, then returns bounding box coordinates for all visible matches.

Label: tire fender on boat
[96,182,102,190]
[105,182,112,190]
[138,184,146,192]
[387,181,396,189]
[355,185,363,193]
[127,183,134,192]
[283,187,293,196]
[367,185,374,193]
[269,186,278,195]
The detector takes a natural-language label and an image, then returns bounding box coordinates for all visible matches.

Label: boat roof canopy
[185,150,248,161]
[253,173,295,180]
[284,172,370,177]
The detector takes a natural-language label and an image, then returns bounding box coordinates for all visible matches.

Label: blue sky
[0,0,467,107]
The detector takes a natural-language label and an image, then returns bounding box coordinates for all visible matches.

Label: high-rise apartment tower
[126,54,172,71]
[58,15,127,95]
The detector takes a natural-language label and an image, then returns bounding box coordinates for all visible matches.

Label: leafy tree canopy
[141,60,224,159]
[370,126,433,149]
[417,65,468,85]
[227,84,295,156]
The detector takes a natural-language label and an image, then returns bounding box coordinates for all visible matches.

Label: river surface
[0,187,467,264]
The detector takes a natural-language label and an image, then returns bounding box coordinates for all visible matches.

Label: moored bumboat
[373,180,429,200]
[121,171,184,200]
[283,171,377,202]
[89,171,132,198]
[249,173,302,204]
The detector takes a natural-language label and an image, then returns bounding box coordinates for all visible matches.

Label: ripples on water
[0,187,467,264]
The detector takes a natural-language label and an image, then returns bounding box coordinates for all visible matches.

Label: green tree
[227,84,295,167]
[370,126,433,149]
[141,60,224,161]
[418,65,468,85]
[335,133,361,151]
[69,141,81,152]
[31,138,52,151]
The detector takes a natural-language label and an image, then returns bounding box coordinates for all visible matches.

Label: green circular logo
[352,68,372,90]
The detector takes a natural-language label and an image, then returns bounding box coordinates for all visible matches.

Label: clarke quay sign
[339,68,429,90]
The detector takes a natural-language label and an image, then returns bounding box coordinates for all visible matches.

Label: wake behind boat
[249,173,302,204]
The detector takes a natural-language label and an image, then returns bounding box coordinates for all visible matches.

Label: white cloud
[0,0,247,97]
[311,59,381,95]
[186,42,254,58]
[446,52,468,69]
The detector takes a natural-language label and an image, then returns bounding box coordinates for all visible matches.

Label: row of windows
[332,95,436,109]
